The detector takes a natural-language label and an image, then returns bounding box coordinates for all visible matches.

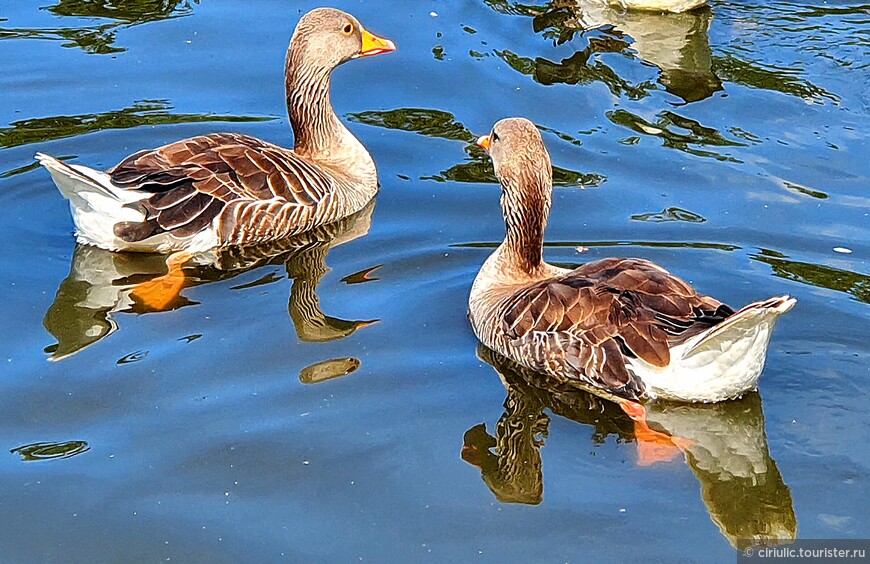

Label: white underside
[37,153,219,253]
[628,296,797,402]
[608,0,707,12]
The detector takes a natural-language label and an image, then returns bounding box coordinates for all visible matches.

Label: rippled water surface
[1,0,868,561]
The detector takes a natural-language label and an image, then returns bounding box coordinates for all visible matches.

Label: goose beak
[476,135,492,151]
[356,28,397,58]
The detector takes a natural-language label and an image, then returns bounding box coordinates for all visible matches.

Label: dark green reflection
[11,440,90,461]
[631,207,707,223]
[782,181,828,200]
[752,249,870,304]
[350,108,473,143]
[465,345,797,550]
[43,202,378,361]
[117,350,149,364]
[45,0,197,23]
[484,1,722,103]
[0,0,196,54]
[348,108,605,187]
[607,108,744,161]
[712,54,839,103]
[482,0,544,17]
[0,24,127,54]
[0,156,73,179]
[0,100,273,150]
[497,47,654,100]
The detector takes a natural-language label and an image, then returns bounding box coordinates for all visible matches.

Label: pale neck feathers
[495,157,555,280]
[284,39,377,193]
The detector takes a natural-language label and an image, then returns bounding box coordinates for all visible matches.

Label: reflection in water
[752,249,870,305]
[711,0,860,102]
[607,108,744,161]
[348,108,605,187]
[464,346,797,549]
[0,23,127,55]
[0,0,196,54]
[781,180,828,200]
[299,357,361,384]
[116,350,149,365]
[712,54,838,104]
[11,441,90,461]
[485,0,722,103]
[341,265,382,285]
[43,202,378,361]
[631,206,706,223]
[46,0,197,22]
[497,45,652,100]
[0,100,273,150]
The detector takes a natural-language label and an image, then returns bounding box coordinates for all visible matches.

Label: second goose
[470,118,795,403]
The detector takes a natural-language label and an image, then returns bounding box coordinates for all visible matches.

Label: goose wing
[108,133,335,242]
[502,257,733,398]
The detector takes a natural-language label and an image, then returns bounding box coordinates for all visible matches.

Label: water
[1,0,868,561]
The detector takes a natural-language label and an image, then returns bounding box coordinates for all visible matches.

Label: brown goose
[37,7,395,254]
[470,118,795,403]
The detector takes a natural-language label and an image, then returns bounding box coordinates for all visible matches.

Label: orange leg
[130,251,194,312]
[620,401,693,466]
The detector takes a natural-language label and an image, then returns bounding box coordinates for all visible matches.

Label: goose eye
[342,23,354,35]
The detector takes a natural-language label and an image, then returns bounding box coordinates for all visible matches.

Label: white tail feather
[681,295,796,360]
[37,153,147,250]
[629,295,796,402]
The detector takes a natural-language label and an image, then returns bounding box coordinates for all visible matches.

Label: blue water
[1,0,868,561]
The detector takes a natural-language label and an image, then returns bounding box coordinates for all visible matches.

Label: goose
[37,8,395,255]
[469,118,795,403]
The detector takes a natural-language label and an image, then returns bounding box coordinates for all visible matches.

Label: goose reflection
[463,345,796,549]
[43,201,378,362]
[1,0,197,55]
[563,1,722,102]
[495,0,722,103]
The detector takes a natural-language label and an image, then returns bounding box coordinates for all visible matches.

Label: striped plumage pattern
[108,133,346,246]
[483,257,732,399]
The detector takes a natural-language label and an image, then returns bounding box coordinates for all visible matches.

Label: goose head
[289,8,396,71]
[477,118,552,195]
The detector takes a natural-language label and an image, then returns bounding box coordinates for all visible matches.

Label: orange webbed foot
[130,251,194,312]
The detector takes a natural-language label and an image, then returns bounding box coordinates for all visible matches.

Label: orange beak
[476,134,492,151]
[356,28,397,58]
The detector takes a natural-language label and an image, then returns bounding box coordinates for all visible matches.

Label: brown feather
[101,133,337,243]
[500,257,733,392]
[157,192,214,230]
